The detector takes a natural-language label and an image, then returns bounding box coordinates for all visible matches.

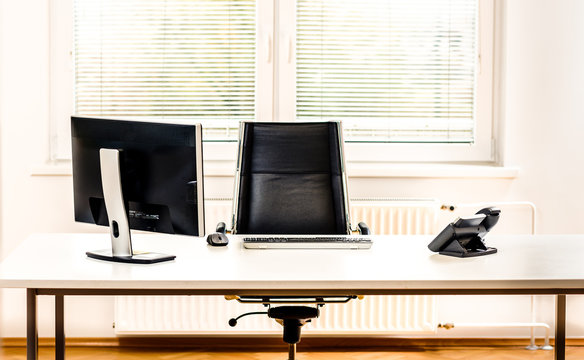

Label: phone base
[439,247,497,258]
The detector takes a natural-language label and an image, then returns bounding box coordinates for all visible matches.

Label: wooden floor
[1,346,581,360]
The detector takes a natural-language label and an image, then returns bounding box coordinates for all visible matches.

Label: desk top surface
[0,233,583,294]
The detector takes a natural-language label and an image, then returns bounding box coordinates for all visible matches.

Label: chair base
[269,305,319,344]
[268,305,319,359]
[231,304,322,359]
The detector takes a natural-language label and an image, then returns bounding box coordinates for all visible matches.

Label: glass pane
[74,0,256,140]
[296,0,478,143]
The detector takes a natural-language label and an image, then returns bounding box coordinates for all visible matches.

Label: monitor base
[86,249,176,264]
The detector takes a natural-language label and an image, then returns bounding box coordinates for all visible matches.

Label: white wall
[503,0,584,234]
[2,0,584,339]
[0,0,3,341]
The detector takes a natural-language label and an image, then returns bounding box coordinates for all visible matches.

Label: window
[74,0,257,136]
[51,0,495,162]
[296,0,478,143]
[280,0,495,162]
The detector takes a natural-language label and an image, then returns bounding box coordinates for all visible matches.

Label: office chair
[217,121,370,359]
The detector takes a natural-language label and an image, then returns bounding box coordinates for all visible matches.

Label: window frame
[49,0,75,162]
[49,0,496,164]
[277,0,495,163]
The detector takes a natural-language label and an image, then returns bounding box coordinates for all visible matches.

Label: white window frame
[49,0,75,162]
[49,0,496,164]
[277,0,495,163]
[49,0,274,162]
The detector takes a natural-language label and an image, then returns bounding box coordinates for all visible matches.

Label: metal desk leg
[27,289,38,360]
[56,295,65,360]
[556,294,566,360]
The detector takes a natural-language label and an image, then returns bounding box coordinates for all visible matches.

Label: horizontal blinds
[74,0,256,139]
[296,0,478,143]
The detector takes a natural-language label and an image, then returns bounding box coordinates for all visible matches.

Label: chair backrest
[232,122,351,235]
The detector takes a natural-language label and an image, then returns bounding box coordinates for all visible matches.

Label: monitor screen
[71,116,205,238]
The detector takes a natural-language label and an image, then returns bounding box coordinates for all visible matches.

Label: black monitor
[71,116,205,264]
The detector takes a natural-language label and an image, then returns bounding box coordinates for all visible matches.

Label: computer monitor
[71,116,205,264]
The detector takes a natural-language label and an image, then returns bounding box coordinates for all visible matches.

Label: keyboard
[242,235,373,249]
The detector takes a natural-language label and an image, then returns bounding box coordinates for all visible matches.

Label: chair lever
[358,222,371,235]
[216,222,227,233]
[229,311,268,327]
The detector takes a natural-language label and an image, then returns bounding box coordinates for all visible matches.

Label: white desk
[1,233,583,360]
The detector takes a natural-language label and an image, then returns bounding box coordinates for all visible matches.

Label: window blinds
[74,0,256,139]
[296,0,478,143]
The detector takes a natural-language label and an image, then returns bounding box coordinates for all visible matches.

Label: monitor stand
[86,148,175,264]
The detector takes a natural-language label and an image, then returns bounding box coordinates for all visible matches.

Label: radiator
[350,199,438,235]
[114,199,439,335]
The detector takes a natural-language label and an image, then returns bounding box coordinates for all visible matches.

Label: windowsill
[30,164,73,176]
[31,162,519,179]
[345,163,519,179]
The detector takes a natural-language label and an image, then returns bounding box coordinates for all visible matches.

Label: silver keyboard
[242,235,373,249]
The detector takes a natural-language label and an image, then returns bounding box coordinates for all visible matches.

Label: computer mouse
[207,232,229,246]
